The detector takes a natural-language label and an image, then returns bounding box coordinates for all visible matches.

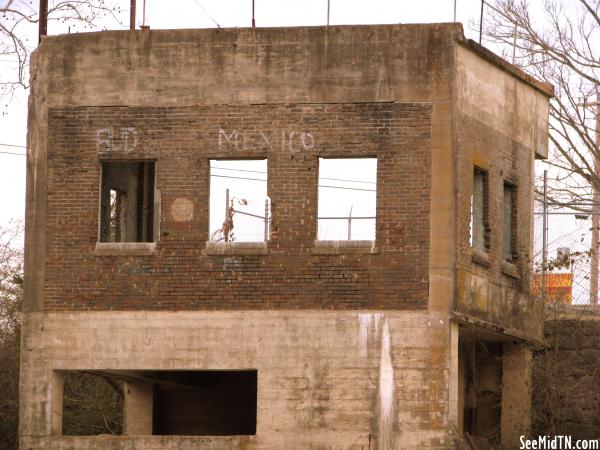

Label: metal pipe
[252,0,255,28]
[130,0,136,30]
[327,0,330,27]
[225,189,230,222]
[319,216,374,220]
[347,206,353,240]
[479,0,484,44]
[264,199,269,241]
[453,0,457,22]
[142,0,146,27]
[38,0,48,43]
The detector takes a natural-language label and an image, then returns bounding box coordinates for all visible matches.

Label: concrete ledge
[204,241,268,256]
[471,248,491,268]
[501,261,520,279]
[311,240,378,255]
[93,242,156,256]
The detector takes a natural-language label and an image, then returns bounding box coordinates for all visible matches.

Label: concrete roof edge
[36,22,464,45]
[456,38,554,98]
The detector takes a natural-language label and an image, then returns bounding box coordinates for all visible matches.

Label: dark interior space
[152,370,257,436]
[461,339,503,447]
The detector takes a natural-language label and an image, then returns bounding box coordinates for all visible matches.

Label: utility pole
[542,170,548,302]
[590,90,600,307]
[479,0,484,44]
[130,0,136,30]
[39,0,48,43]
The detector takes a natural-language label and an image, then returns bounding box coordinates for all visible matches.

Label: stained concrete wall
[20,310,460,449]
[453,43,550,343]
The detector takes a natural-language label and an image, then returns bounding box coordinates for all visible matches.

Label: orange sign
[533,273,573,304]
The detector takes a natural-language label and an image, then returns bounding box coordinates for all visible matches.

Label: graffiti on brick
[97,127,138,154]
[218,128,315,152]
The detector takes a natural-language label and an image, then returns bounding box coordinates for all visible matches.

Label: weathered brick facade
[21,24,551,450]
[46,103,431,311]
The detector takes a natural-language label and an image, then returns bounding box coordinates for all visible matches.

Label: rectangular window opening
[470,167,490,252]
[57,370,257,437]
[317,157,377,241]
[100,161,155,243]
[61,371,124,436]
[209,159,269,242]
[502,182,517,262]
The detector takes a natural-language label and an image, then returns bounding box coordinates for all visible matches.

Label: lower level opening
[152,370,257,436]
[56,369,257,436]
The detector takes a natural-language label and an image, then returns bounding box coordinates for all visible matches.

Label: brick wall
[45,102,431,311]
[455,113,534,284]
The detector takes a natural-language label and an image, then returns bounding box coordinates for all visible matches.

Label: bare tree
[1,0,122,100]
[0,220,23,450]
[483,0,599,204]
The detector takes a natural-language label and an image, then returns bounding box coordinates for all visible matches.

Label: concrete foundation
[20,310,459,449]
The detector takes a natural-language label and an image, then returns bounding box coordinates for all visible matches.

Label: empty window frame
[470,167,490,252]
[317,158,377,241]
[502,182,517,262]
[100,161,155,243]
[61,371,124,436]
[209,159,269,242]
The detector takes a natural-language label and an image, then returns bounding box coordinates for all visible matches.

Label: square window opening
[209,159,269,243]
[61,371,124,436]
[100,161,155,243]
[502,182,517,262]
[317,158,377,241]
[470,167,490,252]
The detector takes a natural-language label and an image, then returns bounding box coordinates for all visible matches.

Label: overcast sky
[0,0,486,228]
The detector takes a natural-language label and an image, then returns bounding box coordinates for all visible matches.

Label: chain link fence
[533,198,595,305]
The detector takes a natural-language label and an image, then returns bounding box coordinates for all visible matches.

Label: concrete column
[124,381,154,435]
[448,321,460,428]
[51,371,65,435]
[501,343,532,448]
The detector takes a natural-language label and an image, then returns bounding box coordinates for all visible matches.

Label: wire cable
[190,0,220,28]
[211,166,376,185]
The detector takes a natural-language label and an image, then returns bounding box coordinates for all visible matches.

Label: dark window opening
[100,161,155,243]
[502,182,517,262]
[471,168,490,252]
[152,370,257,436]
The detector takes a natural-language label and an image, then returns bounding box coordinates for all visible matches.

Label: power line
[210,173,375,192]
[0,151,26,156]
[211,166,377,184]
[190,0,220,28]
[0,143,26,148]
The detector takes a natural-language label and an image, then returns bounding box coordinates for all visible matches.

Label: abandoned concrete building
[20,23,552,449]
